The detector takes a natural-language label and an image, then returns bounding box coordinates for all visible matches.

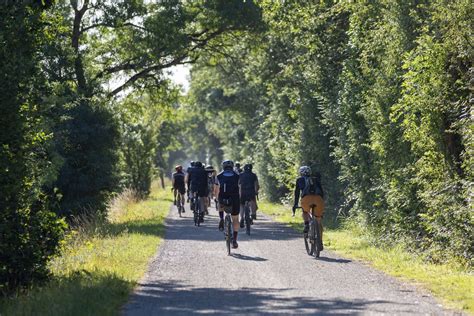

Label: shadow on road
[230,253,267,261]
[315,256,352,264]
[124,280,401,315]
[161,213,301,242]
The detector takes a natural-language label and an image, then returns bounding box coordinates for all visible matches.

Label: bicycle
[221,198,234,255]
[192,193,202,227]
[296,206,323,258]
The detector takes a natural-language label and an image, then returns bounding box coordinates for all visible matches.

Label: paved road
[123,205,457,315]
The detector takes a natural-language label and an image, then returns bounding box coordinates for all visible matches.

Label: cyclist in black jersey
[239,163,259,227]
[189,161,208,222]
[215,160,240,249]
[172,165,186,210]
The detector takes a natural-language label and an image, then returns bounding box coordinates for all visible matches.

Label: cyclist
[234,162,243,174]
[189,161,209,222]
[172,165,186,212]
[215,160,241,249]
[293,166,324,249]
[186,161,196,204]
[239,163,259,228]
[205,165,217,211]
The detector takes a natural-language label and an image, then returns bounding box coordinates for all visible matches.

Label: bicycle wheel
[304,225,313,255]
[311,218,321,258]
[245,203,251,235]
[197,201,201,227]
[225,215,232,255]
[193,199,198,226]
[313,220,321,258]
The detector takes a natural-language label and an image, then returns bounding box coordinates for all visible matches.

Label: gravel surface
[123,205,459,315]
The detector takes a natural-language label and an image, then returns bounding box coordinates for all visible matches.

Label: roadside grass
[259,200,474,314]
[0,182,173,316]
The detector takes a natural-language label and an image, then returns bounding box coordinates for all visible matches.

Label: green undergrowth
[259,201,474,314]
[0,182,172,316]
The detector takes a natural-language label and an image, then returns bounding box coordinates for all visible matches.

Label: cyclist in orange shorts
[293,166,325,249]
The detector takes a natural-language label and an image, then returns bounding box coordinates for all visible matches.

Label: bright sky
[167,64,191,94]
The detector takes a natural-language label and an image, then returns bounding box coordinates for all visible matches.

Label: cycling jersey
[216,170,240,215]
[239,170,258,202]
[172,171,186,194]
[189,166,209,197]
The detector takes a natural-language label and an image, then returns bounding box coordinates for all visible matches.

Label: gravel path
[123,205,458,315]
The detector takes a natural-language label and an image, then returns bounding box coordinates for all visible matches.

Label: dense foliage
[0,0,261,293]
[1,0,471,295]
[184,1,473,265]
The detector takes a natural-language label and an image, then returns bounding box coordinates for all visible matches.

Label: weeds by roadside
[0,181,173,316]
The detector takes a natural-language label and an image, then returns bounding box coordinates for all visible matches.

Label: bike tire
[313,220,321,258]
[245,204,251,235]
[193,199,198,226]
[197,201,201,227]
[225,215,231,255]
[304,220,313,255]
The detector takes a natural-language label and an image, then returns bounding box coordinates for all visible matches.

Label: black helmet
[195,161,203,168]
[235,162,241,168]
[222,160,234,170]
[243,163,252,171]
[190,161,196,167]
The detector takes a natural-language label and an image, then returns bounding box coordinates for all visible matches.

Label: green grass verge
[0,182,173,316]
[259,200,474,314]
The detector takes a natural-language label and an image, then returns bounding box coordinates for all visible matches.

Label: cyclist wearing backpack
[189,161,209,222]
[172,165,186,212]
[293,166,324,248]
[215,160,241,249]
[239,163,259,227]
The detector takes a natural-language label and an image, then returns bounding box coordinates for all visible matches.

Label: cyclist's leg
[231,196,240,247]
[301,195,311,232]
[173,188,177,204]
[250,198,257,217]
[199,196,206,217]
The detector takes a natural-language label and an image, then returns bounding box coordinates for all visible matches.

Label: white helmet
[299,166,311,176]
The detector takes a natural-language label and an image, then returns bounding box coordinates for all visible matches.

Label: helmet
[190,161,196,167]
[194,161,203,168]
[222,160,234,170]
[235,162,241,168]
[175,165,183,172]
[243,163,253,172]
[205,165,214,171]
[299,165,311,176]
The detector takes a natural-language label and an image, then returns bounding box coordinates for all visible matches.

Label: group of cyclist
[172,160,259,249]
[172,160,324,252]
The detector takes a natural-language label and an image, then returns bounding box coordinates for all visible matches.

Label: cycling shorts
[240,193,256,204]
[174,185,186,195]
[218,194,240,216]
[301,194,324,217]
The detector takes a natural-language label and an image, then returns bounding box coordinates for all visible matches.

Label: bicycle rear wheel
[304,225,313,256]
[225,215,232,255]
[313,220,321,258]
[193,199,199,226]
[245,204,251,235]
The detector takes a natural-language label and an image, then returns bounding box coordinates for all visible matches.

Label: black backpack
[302,176,322,196]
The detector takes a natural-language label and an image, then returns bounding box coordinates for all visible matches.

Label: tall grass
[0,181,173,316]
